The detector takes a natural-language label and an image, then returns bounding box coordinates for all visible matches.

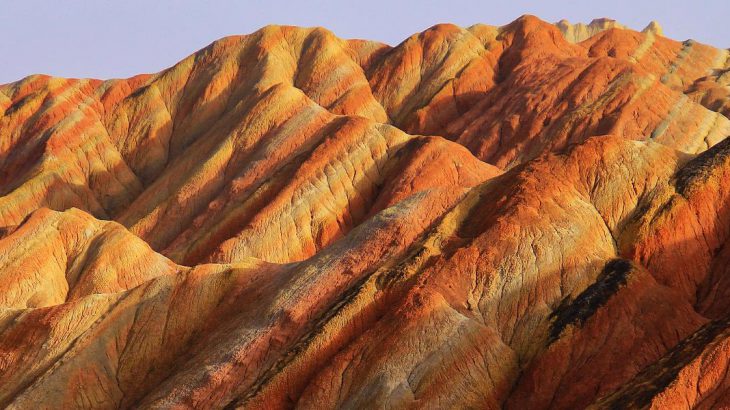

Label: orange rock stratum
[1,15,730,409]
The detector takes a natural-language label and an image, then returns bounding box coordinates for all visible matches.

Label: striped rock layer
[1,14,730,409]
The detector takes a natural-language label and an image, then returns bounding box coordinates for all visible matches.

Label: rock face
[1,14,730,409]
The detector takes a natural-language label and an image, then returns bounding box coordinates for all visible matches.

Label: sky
[1,0,728,84]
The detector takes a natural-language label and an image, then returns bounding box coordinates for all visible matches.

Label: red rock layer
[1,14,730,409]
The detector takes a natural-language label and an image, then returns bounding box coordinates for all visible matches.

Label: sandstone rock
[0,207,179,308]
[556,18,628,43]
[1,15,730,409]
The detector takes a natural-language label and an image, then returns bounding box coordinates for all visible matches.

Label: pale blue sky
[1,0,727,84]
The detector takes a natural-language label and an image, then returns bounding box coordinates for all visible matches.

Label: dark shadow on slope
[592,316,730,409]
[548,258,632,343]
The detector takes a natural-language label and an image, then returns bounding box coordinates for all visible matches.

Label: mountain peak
[554,17,665,43]
[642,20,664,36]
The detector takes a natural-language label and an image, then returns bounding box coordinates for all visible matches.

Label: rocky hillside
[1,15,730,409]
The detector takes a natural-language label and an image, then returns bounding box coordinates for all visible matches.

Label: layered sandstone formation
[1,14,730,409]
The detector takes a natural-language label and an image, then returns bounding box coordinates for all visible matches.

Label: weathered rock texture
[1,14,730,409]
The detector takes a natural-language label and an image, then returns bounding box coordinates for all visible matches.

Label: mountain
[1,14,730,408]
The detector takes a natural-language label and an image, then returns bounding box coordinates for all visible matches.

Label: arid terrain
[1,15,730,409]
